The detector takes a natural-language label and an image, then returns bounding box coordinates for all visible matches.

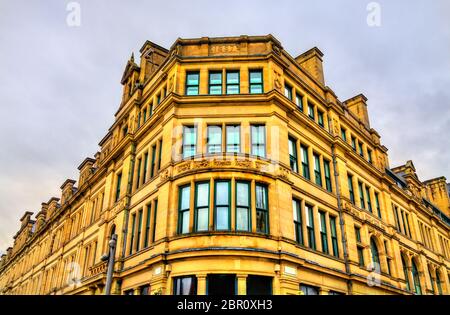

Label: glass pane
[186,86,199,95]
[289,139,296,156]
[183,146,195,158]
[181,211,190,234]
[250,71,262,83]
[226,126,240,146]
[187,73,199,85]
[208,126,222,145]
[236,182,249,206]
[256,210,266,232]
[227,72,239,84]
[209,85,222,95]
[209,72,222,84]
[292,200,299,221]
[181,186,190,210]
[236,207,249,231]
[183,127,196,145]
[256,185,267,210]
[226,85,239,94]
[181,277,193,295]
[197,207,208,231]
[250,85,263,94]
[196,183,209,207]
[216,206,229,230]
[216,182,229,205]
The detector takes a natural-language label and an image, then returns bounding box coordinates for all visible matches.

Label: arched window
[370,238,380,266]
[428,267,435,294]
[436,272,443,295]
[401,255,411,291]
[411,259,422,295]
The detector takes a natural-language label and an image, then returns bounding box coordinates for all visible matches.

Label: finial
[130,52,135,63]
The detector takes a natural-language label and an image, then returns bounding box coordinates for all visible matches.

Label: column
[237,274,247,295]
[197,274,207,295]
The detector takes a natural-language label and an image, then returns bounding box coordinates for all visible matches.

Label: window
[402,256,411,291]
[135,210,143,252]
[150,144,157,178]
[137,111,141,129]
[207,274,236,295]
[207,125,222,154]
[305,204,315,250]
[256,184,269,234]
[129,214,136,255]
[226,71,239,94]
[329,291,344,295]
[412,260,422,294]
[123,289,134,295]
[324,160,332,192]
[143,108,147,123]
[317,110,324,127]
[115,173,122,202]
[436,272,443,295]
[142,152,148,184]
[296,93,303,111]
[351,136,357,152]
[215,181,230,230]
[186,72,199,95]
[284,83,292,100]
[135,158,142,189]
[209,71,222,95]
[157,94,161,105]
[293,199,303,245]
[144,204,151,248]
[393,205,401,232]
[405,213,412,238]
[182,126,197,158]
[236,181,251,231]
[355,227,364,267]
[370,238,380,267]
[157,139,163,171]
[375,193,381,218]
[368,149,373,164]
[307,103,315,120]
[330,216,339,257]
[384,241,391,275]
[313,153,322,186]
[251,125,265,158]
[348,174,355,204]
[358,182,365,209]
[319,211,329,254]
[226,125,240,153]
[178,185,190,234]
[341,128,347,142]
[173,276,197,295]
[301,145,310,180]
[300,284,319,295]
[151,199,158,242]
[247,276,272,295]
[366,186,372,213]
[249,70,263,94]
[139,285,150,295]
[358,142,364,157]
[195,182,210,232]
[288,137,298,173]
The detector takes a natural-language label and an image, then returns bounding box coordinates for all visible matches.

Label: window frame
[207,125,223,154]
[185,71,200,96]
[178,185,191,235]
[208,71,223,95]
[288,136,298,173]
[249,69,263,94]
[182,125,197,159]
[235,181,251,232]
[214,180,231,231]
[226,70,240,94]
[255,183,269,234]
[251,124,266,158]
[194,181,210,232]
[226,125,241,153]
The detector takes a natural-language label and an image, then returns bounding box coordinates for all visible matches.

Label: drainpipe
[331,138,353,295]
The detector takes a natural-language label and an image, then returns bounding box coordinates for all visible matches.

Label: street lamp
[102,234,117,295]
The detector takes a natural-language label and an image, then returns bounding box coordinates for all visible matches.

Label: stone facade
[0,35,449,295]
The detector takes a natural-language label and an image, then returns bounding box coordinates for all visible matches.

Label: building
[0,35,449,295]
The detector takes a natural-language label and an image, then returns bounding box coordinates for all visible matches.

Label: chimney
[295,47,325,85]
[139,40,169,83]
[344,94,370,129]
[35,203,48,230]
[46,197,60,221]
[20,211,33,229]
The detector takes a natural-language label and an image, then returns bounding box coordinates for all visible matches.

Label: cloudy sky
[0,0,449,251]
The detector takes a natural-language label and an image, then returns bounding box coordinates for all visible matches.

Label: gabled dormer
[120,53,140,106]
[60,179,76,205]
[391,160,424,199]
[78,157,96,187]
[46,197,60,221]
[423,176,450,217]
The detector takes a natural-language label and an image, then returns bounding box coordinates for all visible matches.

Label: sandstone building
[0,35,449,295]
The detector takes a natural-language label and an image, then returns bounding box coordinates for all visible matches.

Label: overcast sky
[0,0,449,251]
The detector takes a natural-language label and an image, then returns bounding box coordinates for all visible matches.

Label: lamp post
[103,234,117,295]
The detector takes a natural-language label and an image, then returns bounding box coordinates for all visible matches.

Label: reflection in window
[215,181,230,230]
[236,181,250,231]
[256,184,269,234]
[173,276,197,295]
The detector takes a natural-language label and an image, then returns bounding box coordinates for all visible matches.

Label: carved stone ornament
[273,70,282,91]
